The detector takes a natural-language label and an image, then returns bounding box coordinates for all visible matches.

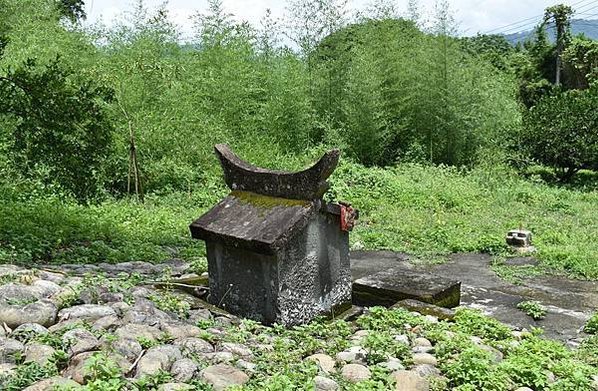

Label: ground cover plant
[517,300,547,320]
[2,160,597,279]
[1,304,596,390]
[0,0,596,280]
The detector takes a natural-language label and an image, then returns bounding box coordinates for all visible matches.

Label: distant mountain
[503,19,598,45]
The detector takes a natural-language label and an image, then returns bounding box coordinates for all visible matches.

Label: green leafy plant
[517,300,547,320]
[584,313,598,334]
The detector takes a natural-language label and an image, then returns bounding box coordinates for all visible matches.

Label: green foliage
[578,335,598,366]
[523,87,598,181]
[517,300,548,320]
[313,18,520,166]
[563,36,598,88]
[148,268,191,318]
[0,56,114,201]
[584,313,598,334]
[133,370,173,390]
[80,352,127,391]
[442,345,509,390]
[362,331,412,365]
[460,33,515,71]
[56,0,86,21]
[0,362,59,391]
[452,309,513,341]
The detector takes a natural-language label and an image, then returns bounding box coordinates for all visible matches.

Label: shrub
[517,300,547,320]
[522,87,598,181]
[584,313,598,334]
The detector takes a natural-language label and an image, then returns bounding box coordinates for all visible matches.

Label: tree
[543,4,573,85]
[460,34,515,71]
[523,87,598,181]
[563,36,598,89]
[0,57,114,201]
[56,0,86,21]
[312,16,520,166]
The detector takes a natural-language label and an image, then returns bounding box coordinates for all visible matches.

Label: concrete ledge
[352,268,461,308]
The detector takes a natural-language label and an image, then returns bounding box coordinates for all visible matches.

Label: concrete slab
[352,268,461,308]
[350,250,598,344]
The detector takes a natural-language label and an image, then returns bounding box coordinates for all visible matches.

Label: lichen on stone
[231,190,311,210]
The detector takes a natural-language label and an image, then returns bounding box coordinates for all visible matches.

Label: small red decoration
[340,202,356,232]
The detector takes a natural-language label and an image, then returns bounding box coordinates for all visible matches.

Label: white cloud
[83,0,596,37]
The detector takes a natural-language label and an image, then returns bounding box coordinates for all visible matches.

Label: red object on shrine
[340,203,356,232]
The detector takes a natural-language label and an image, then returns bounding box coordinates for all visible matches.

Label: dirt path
[350,251,598,345]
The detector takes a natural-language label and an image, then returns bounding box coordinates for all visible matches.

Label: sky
[83,0,598,38]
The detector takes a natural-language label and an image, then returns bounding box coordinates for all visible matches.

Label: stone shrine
[190,144,357,326]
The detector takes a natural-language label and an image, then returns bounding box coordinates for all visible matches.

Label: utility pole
[543,4,573,86]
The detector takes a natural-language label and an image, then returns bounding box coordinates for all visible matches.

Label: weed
[517,300,547,320]
[584,313,598,334]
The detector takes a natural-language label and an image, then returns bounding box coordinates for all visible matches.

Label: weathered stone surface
[221,342,253,359]
[174,337,214,355]
[236,359,256,372]
[381,357,405,371]
[171,358,198,382]
[38,271,66,285]
[22,376,81,390]
[0,300,57,328]
[391,299,456,320]
[188,308,213,323]
[58,304,116,322]
[161,323,201,339]
[24,343,56,365]
[148,345,183,367]
[391,370,430,391]
[307,353,336,374]
[413,338,432,347]
[189,146,354,327]
[213,143,340,201]
[353,268,461,308]
[93,315,120,331]
[12,323,49,337]
[206,351,235,363]
[412,353,437,366]
[479,344,504,363]
[341,363,371,383]
[191,191,315,256]
[110,301,130,317]
[108,337,143,362]
[135,350,170,378]
[0,280,60,301]
[506,229,532,248]
[115,323,162,342]
[413,364,441,378]
[314,375,339,390]
[335,346,366,364]
[0,337,24,364]
[0,362,15,377]
[122,299,173,325]
[63,328,100,356]
[201,364,250,390]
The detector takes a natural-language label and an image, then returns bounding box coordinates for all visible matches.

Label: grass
[0,161,597,279]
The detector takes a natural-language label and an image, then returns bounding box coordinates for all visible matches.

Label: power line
[575,4,598,16]
[574,0,598,13]
[482,0,597,35]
